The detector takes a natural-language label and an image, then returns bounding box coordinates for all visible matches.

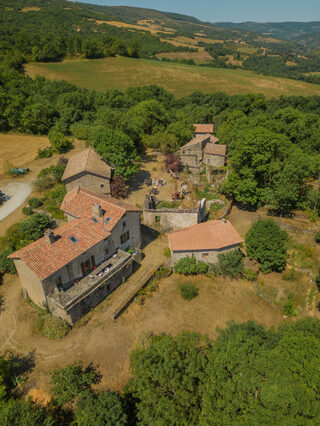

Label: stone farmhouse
[167,219,243,263]
[9,187,141,324]
[179,124,227,174]
[62,147,113,195]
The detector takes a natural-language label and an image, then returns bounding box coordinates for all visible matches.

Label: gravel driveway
[0,182,32,222]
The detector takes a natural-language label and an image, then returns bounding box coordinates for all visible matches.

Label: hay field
[25,57,320,98]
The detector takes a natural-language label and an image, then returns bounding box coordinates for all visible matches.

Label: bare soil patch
[157,51,212,62]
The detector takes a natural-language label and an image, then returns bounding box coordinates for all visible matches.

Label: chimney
[44,230,55,244]
[93,203,103,218]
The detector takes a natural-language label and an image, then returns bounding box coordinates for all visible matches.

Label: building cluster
[179,124,226,174]
[9,126,240,323]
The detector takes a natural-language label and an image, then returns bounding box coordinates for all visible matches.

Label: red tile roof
[210,135,220,144]
[61,187,141,231]
[204,143,226,156]
[62,147,113,181]
[9,188,141,280]
[194,124,214,134]
[167,220,243,252]
[8,217,111,281]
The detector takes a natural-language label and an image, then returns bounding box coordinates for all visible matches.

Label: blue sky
[77,0,320,22]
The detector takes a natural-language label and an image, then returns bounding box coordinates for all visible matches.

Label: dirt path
[0,182,32,222]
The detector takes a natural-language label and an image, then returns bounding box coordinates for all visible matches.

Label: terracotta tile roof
[167,220,243,252]
[62,147,113,181]
[204,143,226,156]
[8,218,111,281]
[180,134,211,149]
[210,135,220,144]
[60,187,141,231]
[194,124,214,134]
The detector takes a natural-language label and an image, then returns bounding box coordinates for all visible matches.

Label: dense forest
[1,318,320,424]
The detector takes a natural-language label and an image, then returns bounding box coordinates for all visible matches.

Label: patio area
[53,250,132,309]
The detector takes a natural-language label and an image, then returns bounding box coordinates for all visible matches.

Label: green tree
[245,219,288,272]
[75,390,127,426]
[18,214,51,242]
[50,362,98,406]
[126,332,211,425]
[0,399,54,426]
[212,249,244,278]
[93,128,140,179]
[48,129,72,153]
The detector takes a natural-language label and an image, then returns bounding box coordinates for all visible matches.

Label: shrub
[36,311,70,340]
[163,247,172,258]
[212,249,244,278]
[179,282,198,300]
[110,176,128,198]
[315,274,320,289]
[33,175,55,192]
[315,232,320,244]
[243,268,258,281]
[283,299,298,317]
[174,257,209,275]
[37,147,52,158]
[0,247,16,274]
[28,197,43,209]
[38,163,67,183]
[245,219,288,273]
[18,213,51,241]
[282,269,300,281]
[22,206,33,216]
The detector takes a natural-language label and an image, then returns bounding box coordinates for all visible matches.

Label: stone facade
[143,197,206,232]
[179,136,210,174]
[47,253,133,324]
[64,172,111,195]
[203,153,225,168]
[171,244,241,264]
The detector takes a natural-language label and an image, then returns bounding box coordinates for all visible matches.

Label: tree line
[1,318,320,424]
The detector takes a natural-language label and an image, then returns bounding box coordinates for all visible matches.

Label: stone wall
[203,153,225,168]
[48,258,133,324]
[64,172,111,195]
[143,198,206,232]
[171,243,241,264]
[14,259,47,306]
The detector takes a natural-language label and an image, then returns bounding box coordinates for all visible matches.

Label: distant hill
[215,21,320,44]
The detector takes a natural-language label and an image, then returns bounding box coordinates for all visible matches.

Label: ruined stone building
[62,147,113,194]
[9,188,141,324]
[143,195,206,232]
[179,124,227,173]
[167,219,243,263]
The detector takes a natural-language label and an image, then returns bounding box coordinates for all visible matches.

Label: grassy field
[25,57,320,97]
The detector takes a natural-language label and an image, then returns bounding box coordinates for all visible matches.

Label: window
[81,256,95,276]
[104,248,109,258]
[69,235,78,244]
[202,253,209,258]
[155,216,160,223]
[123,221,126,228]
[101,184,104,188]
[120,231,130,244]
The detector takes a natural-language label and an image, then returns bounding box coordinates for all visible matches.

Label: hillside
[215,21,320,46]
[25,56,320,98]
[1,0,320,85]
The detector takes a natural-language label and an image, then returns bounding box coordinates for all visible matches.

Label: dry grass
[156,51,212,62]
[93,19,176,35]
[25,56,320,98]
[21,7,40,12]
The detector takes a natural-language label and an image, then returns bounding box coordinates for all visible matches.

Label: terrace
[48,250,132,309]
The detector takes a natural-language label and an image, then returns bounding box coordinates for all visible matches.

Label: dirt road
[0,182,32,222]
